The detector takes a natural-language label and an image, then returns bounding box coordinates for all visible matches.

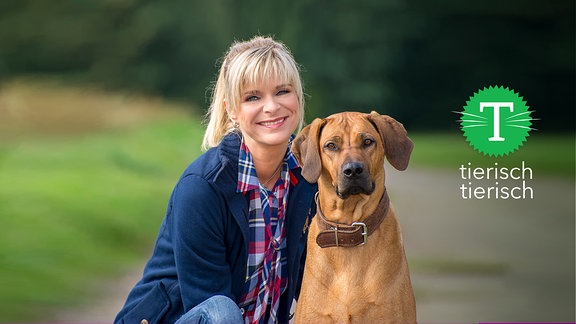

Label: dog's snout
[342,162,364,178]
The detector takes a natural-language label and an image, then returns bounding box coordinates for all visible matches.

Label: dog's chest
[305,221,391,290]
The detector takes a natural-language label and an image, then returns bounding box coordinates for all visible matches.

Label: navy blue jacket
[115,133,317,324]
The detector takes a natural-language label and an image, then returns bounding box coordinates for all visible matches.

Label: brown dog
[291,111,416,323]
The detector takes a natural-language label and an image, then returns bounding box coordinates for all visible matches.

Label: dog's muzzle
[336,161,375,199]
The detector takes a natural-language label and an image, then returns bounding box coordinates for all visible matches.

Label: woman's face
[230,77,300,153]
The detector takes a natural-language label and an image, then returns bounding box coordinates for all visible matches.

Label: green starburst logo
[456,86,535,157]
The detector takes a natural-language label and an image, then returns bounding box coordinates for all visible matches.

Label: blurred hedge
[0,0,573,131]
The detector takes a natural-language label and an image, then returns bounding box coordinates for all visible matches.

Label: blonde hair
[202,36,305,150]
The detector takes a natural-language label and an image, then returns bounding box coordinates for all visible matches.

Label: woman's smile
[258,117,287,128]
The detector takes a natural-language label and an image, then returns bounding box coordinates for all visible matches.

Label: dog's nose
[342,162,364,178]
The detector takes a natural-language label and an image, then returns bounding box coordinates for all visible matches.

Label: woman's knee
[176,295,243,324]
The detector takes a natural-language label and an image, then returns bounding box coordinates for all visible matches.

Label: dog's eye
[325,142,337,151]
[363,138,375,147]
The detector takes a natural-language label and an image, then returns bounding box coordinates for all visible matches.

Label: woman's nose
[263,96,280,113]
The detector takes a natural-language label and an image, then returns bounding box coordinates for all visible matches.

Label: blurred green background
[0,0,574,131]
[0,0,573,322]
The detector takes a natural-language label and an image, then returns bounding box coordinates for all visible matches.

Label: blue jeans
[175,295,244,324]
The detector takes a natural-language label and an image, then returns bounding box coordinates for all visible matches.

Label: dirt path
[54,167,575,323]
[52,267,142,323]
[387,167,575,322]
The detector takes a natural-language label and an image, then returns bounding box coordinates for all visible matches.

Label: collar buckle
[352,222,368,245]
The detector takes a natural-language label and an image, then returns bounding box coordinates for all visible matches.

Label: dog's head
[292,111,413,199]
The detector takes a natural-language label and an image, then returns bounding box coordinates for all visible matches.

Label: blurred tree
[385,0,575,131]
[0,0,572,131]
[292,0,419,121]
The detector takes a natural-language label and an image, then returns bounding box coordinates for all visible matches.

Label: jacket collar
[210,132,317,266]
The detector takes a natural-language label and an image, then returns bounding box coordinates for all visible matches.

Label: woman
[114,36,317,324]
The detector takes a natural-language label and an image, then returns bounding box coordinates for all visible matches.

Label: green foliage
[0,119,203,321]
[0,0,573,130]
[409,132,575,178]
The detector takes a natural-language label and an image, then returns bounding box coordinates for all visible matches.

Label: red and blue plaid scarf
[237,137,299,324]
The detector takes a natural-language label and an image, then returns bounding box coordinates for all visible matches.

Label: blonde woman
[115,36,317,324]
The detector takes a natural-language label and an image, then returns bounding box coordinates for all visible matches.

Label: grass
[409,132,574,179]
[0,80,204,321]
[0,80,573,321]
[0,120,204,321]
[409,258,509,276]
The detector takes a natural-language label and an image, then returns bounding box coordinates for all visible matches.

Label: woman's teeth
[260,118,285,126]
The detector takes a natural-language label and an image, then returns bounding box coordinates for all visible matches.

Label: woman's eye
[277,89,290,96]
[245,95,259,102]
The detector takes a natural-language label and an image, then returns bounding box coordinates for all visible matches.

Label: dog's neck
[314,189,390,248]
[317,186,387,224]
[317,187,387,224]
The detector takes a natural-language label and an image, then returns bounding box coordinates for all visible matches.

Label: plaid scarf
[237,138,299,324]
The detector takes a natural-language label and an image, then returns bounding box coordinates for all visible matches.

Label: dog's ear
[367,111,414,171]
[291,118,326,183]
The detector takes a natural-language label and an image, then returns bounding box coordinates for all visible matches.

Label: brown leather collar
[315,189,390,248]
